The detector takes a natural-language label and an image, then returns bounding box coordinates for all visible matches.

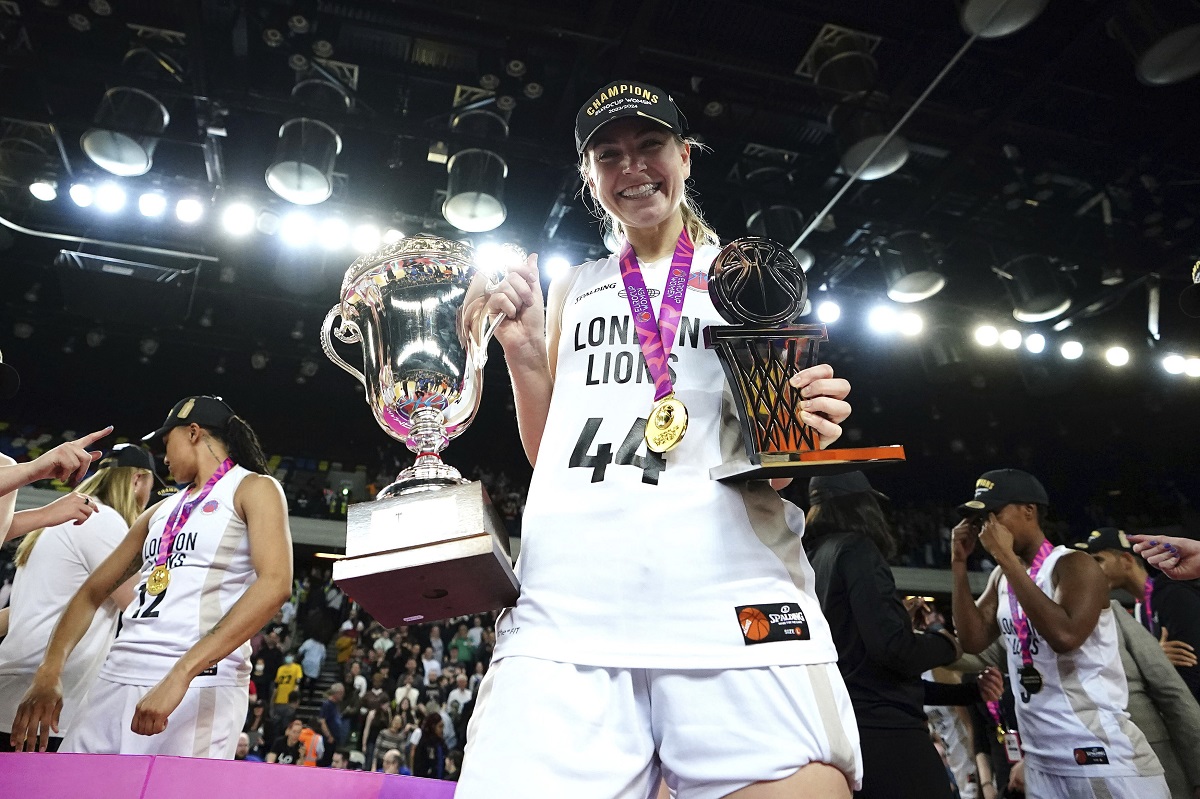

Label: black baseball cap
[575,81,686,154]
[0,349,19,399]
[142,395,235,446]
[809,471,889,505]
[1073,527,1133,555]
[957,468,1050,516]
[98,443,167,486]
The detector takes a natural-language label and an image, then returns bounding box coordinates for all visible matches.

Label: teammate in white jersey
[458,81,858,799]
[951,469,1168,799]
[0,444,154,750]
[10,396,293,758]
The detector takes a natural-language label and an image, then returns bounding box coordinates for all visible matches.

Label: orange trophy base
[710,444,907,482]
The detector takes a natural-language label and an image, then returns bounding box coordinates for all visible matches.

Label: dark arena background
[0,1,1197,554]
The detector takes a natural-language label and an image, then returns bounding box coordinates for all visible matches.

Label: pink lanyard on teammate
[617,229,694,402]
[1139,576,1155,633]
[153,458,233,567]
[1006,539,1055,667]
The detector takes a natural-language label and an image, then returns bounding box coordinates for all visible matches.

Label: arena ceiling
[0,0,1197,508]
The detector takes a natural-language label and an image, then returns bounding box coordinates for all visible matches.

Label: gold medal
[645,394,688,453]
[996,726,1005,744]
[147,564,170,596]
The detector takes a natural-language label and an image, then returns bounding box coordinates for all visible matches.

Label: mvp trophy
[705,237,906,481]
[320,235,520,625]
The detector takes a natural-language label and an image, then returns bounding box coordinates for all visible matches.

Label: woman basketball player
[457,81,859,798]
[0,444,155,751]
[10,396,293,758]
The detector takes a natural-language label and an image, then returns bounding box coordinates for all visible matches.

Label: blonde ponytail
[13,466,148,568]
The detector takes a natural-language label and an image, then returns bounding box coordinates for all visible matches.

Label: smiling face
[584,117,690,235]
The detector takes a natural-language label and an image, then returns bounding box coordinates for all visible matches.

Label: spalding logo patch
[735,603,811,645]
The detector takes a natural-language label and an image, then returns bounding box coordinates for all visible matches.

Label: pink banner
[0,753,458,799]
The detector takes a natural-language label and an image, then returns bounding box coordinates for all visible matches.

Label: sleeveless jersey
[493,246,838,669]
[0,503,128,733]
[996,546,1162,777]
[101,465,256,687]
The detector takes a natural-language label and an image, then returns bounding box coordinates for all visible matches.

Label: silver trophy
[320,234,521,625]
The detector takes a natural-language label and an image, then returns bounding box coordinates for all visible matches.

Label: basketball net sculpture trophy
[321,235,520,625]
[704,237,906,480]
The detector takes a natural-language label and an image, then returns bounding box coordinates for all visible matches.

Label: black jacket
[808,530,959,729]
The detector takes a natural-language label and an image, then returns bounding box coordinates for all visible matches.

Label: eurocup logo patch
[687,270,709,292]
[638,311,652,322]
[202,500,219,514]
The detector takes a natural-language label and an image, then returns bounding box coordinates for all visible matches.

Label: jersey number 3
[569,418,666,485]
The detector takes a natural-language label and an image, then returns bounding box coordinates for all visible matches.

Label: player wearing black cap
[1076,527,1200,703]
[461,80,858,799]
[951,469,1168,799]
[11,396,293,759]
[0,444,158,751]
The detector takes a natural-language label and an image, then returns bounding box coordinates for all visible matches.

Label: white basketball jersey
[494,246,837,669]
[101,465,256,687]
[0,503,128,733]
[996,546,1162,777]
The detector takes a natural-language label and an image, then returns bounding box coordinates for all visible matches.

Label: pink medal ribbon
[1139,575,1155,634]
[618,229,697,453]
[1007,539,1055,669]
[617,229,695,403]
[153,457,234,570]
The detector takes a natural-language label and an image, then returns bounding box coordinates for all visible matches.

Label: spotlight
[475,242,524,283]
[383,228,404,245]
[1186,358,1200,378]
[543,256,571,281]
[1024,333,1046,354]
[1060,340,1083,360]
[318,218,349,250]
[175,198,204,223]
[1162,354,1185,374]
[256,210,281,236]
[999,329,1022,350]
[352,223,381,254]
[817,301,842,324]
[974,325,999,347]
[29,181,57,201]
[443,109,509,232]
[897,311,923,337]
[266,118,343,205]
[874,232,946,303]
[94,182,126,213]
[138,191,167,217]
[960,0,1048,38]
[81,87,170,177]
[280,212,314,246]
[250,350,269,370]
[1105,346,1130,367]
[997,254,1071,323]
[867,306,897,334]
[64,184,87,210]
[221,203,256,235]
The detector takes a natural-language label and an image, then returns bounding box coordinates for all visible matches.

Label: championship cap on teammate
[0,348,19,399]
[97,442,167,486]
[1072,527,1133,555]
[142,395,235,445]
[808,471,888,505]
[575,81,687,154]
[957,468,1049,516]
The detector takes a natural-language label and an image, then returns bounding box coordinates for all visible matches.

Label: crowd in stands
[232,566,495,779]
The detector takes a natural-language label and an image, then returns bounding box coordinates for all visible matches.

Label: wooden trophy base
[333,481,519,626]
[710,444,907,482]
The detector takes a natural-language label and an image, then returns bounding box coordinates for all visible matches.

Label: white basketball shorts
[456,656,861,799]
[61,676,247,759]
[1024,766,1170,799]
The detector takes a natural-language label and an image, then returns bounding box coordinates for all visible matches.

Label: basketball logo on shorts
[202,500,219,514]
[738,607,771,641]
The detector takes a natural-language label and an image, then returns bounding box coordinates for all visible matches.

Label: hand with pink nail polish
[1129,534,1200,580]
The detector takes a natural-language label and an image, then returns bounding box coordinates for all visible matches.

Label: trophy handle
[320,304,367,387]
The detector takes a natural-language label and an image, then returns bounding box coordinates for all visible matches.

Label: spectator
[273,653,303,710]
[381,747,410,776]
[266,718,305,764]
[468,662,485,694]
[243,699,269,756]
[447,673,472,711]
[297,633,326,701]
[427,626,444,663]
[318,682,347,766]
[410,713,446,780]
[346,660,368,698]
[466,617,484,648]
[395,674,419,712]
[331,749,349,769]
[298,721,324,767]
[372,714,408,771]
[421,646,441,687]
[449,624,475,666]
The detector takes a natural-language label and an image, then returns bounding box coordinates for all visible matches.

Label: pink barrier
[0,753,459,799]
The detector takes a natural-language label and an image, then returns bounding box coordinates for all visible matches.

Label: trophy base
[710,445,907,482]
[334,480,520,626]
